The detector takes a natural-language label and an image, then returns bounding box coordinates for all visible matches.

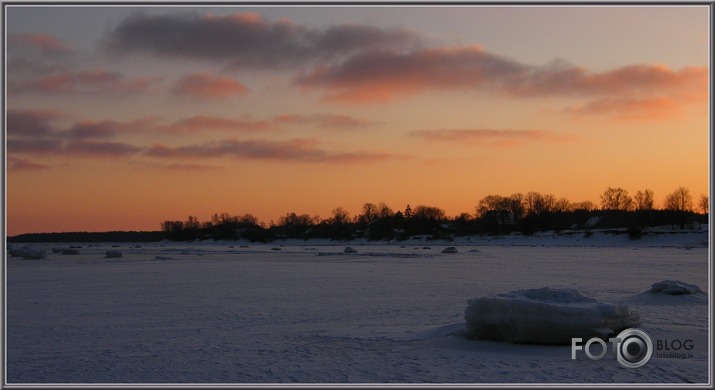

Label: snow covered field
[5,230,711,384]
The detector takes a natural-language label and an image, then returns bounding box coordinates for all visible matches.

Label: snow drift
[464,287,640,345]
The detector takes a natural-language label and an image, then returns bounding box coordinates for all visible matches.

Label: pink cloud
[171,73,249,99]
[295,46,707,106]
[8,33,74,56]
[510,64,707,97]
[296,46,505,104]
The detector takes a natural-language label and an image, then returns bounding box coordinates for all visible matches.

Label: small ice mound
[105,250,123,258]
[270,247,282,251]
[463,287,640,345]
[21,249,47,260]
[467,249,481,253]
[8,246,32,257]
[441,246,458,253]
[343,246,358,254]
[646,280,704,295]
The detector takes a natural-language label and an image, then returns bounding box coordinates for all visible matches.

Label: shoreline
[7,226,709,249]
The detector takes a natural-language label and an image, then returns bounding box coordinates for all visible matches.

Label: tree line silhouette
[158,186,709,242]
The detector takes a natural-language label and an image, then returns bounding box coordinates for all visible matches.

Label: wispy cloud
[64,140,145,157]
[163,115,272,133]
[7,157,51,171]
[272,113,379,129]
[10,68,161,96]
[162,113,376,133]
[129,161,223,171]
[7,108,66,138]
[7,138,65,154]
[103,11,420,69]
[66,117,158,139]
[171,72,249,99]
[562,96,685,122]
[410,128,575,147]
[145,138,404,164]
[6,110,149,159]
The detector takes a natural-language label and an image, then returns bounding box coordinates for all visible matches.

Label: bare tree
[554,197,573,212]
[331,207,351,224]
[664,187,693,212]
[239,214,259,226]
[634,189,655,210]
[600,187,633,211]
[571,200,596,211]
[507,193,525,220]
[412,205,446,221]
[377,202,393,218]
[360,203,378,224]
[477,195,509,217]
[523,191,557,216]
[698,194,709,214]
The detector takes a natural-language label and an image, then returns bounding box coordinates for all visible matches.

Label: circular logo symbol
[615,328,653,368]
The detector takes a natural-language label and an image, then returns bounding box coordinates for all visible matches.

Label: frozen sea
[5,229,711,385]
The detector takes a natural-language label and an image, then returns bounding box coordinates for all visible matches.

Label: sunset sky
[4,4,710,235]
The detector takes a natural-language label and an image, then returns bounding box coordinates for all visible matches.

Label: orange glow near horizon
[4,6,710,236]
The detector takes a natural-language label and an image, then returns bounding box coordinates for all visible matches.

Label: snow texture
[463,287,640,344]
[5,229,710,384]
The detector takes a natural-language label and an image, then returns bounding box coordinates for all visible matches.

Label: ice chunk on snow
[343,247,358,254]
[646,280,704,295]
[105,250,123,258]
[9,246,47,259]
[464,287,639,345]
[21,249,47,259]
[441,247,458,253]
